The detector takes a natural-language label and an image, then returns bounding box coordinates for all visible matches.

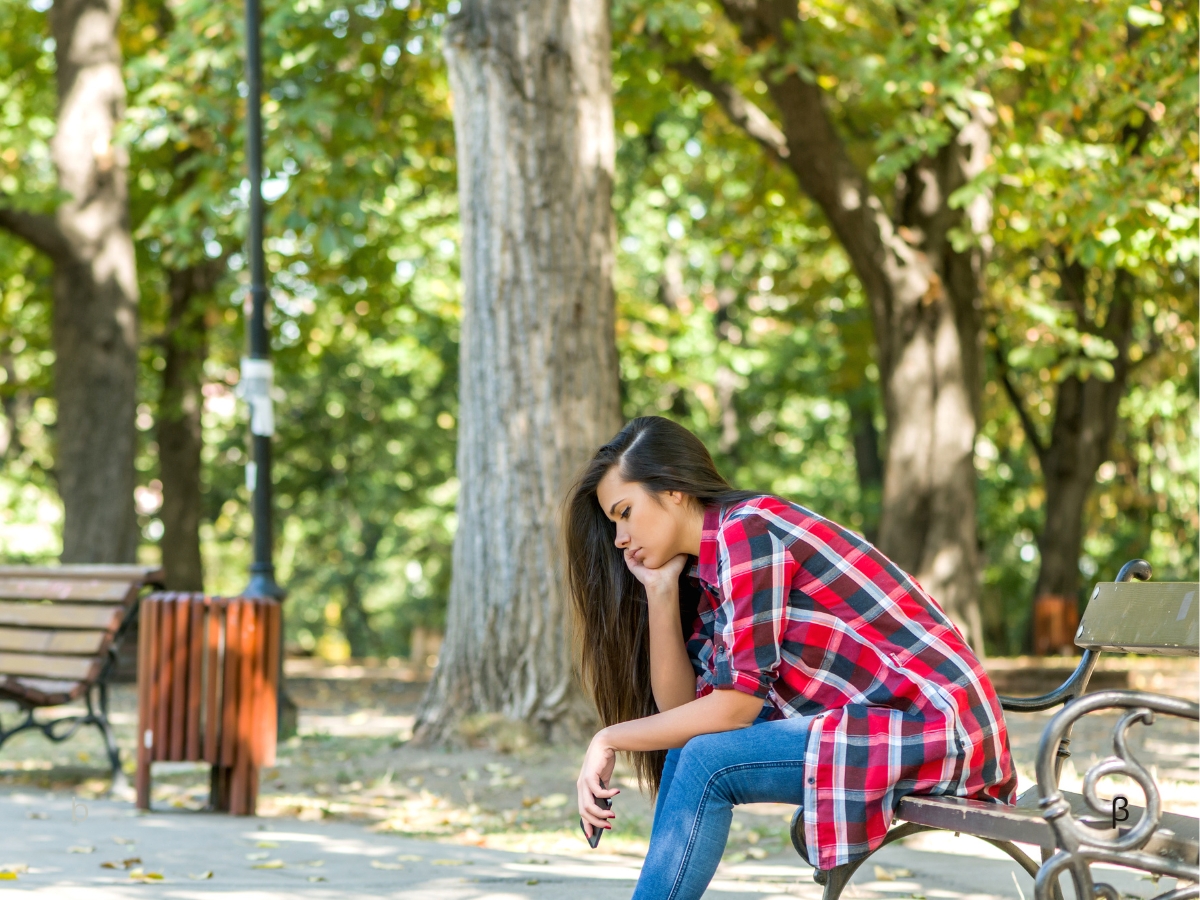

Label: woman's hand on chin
[625,550,688,597]
[576,730,620,839]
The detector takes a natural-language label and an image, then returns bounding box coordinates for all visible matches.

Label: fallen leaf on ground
[252,859,284,869]
[26,812,47,820]
[113,837,136,846]
[101,858,142,870]
[432,859,472,866]
[255,841,279,848]
[873,865,913,881]
[188,871,213,880]
[299,859,325,867]
[68,845,94,854]
[246,852,269,860]
[370,860,404,870]
[129,868,164,882]
[307,875,327,882]
[0,873,15,881]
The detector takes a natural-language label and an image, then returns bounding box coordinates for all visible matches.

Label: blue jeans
[631,710,811,900]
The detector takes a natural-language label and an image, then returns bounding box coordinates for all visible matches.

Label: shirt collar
[696,503,722,588]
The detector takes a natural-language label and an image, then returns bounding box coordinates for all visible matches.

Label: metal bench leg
[91,682,128,796]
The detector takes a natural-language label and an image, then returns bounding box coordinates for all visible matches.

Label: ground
[0,659,1194,897]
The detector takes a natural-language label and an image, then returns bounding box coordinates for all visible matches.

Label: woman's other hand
[576,729,620,839]
[625,550,687,597]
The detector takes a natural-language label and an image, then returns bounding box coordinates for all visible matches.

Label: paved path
[0,790,1167,899]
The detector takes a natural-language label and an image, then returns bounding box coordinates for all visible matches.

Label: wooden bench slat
[898,790,1199,864]
[1079,582,1199,656]
[0,676,85,706]
[0,565,162,581]
[0,652,97,680]
[0,628,108,655]
[0,578,137,603]
[0,602,122,630]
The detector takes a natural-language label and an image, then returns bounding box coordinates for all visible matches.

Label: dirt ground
[0,664,1195,869]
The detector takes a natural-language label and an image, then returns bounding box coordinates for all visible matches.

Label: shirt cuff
[713,669,772,699]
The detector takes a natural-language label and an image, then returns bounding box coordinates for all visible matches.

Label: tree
[0,0,139,562]
[636,0,1019,645]
[415,0,622,741]
[986,0,1197,621]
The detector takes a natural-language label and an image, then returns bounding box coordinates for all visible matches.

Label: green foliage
[0,0,1194,660]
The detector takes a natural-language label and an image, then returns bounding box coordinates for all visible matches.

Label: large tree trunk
[157,265,220,591]
[0,0,139,562]
[415,0,622,742]
[673,5,990,646]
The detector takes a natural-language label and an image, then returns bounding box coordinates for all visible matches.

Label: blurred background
[0,0,1195,669]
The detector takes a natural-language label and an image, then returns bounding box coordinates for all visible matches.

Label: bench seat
[897,788,1199,865]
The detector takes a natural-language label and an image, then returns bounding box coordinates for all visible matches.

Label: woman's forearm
[646,586,698,712]
[599,688,764,752]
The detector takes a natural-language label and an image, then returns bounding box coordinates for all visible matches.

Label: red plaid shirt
[686,497,1016,869]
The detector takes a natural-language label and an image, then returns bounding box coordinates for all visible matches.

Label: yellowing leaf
[188,870,213,880]
[252,859,285,869]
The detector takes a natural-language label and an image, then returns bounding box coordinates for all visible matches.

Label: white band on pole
[239,357,276,437]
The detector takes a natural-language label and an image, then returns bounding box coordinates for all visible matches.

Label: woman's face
[595,468,693,569]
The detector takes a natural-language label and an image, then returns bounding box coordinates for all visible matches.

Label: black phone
[580,778,612,849]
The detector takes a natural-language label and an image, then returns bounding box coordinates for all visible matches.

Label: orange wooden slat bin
[136,592,281,815]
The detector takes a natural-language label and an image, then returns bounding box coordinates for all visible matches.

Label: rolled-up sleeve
[711,517,795,699]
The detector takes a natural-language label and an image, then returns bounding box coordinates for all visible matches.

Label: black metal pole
[243,0,280,600]
[242,0,295,737]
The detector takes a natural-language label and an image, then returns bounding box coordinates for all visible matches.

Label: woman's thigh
[634,716,812,900]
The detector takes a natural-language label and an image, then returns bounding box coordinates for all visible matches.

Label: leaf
[67,845,95,854]
[251,859,285,869]
[370,860,405,870]
[246,852,270,860]
[101,857,142,869]
[0,873,15,881]
[307,875,327,882]
[188,870,213,880]
[113,837,136,845]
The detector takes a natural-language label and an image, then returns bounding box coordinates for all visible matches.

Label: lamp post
[240,0,295,737]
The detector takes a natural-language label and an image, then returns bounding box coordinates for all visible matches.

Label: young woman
[565,416,1016,900]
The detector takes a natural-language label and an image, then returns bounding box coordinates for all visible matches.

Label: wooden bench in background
[0,564,163,791]
[136,592,280,815]
[793,560,1199,900]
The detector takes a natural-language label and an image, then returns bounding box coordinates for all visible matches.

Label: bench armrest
[998,650,1099,712]
[996,559,1153,713]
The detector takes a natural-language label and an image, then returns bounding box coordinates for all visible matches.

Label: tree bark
[0,0,139,562]
[157,264,220,591]
[415,0,622,742]
[676,3,990,645]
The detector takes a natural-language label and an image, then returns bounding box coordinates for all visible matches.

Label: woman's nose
[614,527,630,548]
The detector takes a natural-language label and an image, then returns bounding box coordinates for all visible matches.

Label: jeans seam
[666,760,807,900]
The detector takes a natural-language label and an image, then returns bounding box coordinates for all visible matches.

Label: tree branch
[992,342,1047,461]
[667,57,791,164]
[0,206,67,259]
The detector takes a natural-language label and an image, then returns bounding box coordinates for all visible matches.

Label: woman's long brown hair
[563,416,757,797]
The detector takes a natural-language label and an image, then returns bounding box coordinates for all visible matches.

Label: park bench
[0,564,163,791]
[791,560,1199,900]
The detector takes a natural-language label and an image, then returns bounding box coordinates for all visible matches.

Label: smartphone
[580,778,612,849]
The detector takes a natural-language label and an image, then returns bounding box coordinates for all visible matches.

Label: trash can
[135,592,280,814]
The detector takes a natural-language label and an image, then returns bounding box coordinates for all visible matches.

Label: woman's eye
[620,507,630,520]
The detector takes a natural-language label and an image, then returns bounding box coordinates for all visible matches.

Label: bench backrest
[0,565,163,705]
[1077,581,1199,657]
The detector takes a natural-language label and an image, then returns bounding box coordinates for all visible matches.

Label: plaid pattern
[685,497,1016,870]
